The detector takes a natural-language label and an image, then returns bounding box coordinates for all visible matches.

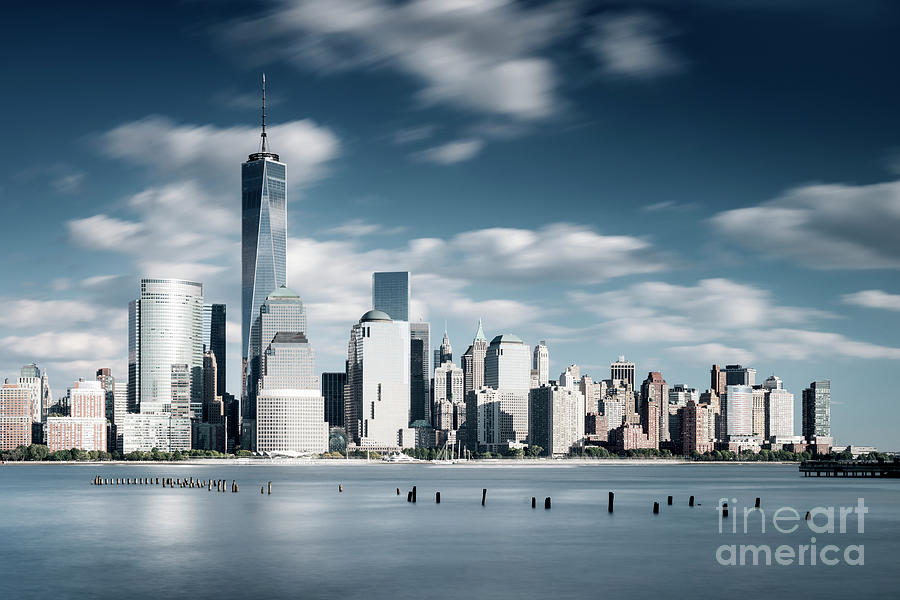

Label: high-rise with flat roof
[0,383,32,449]
[372,271,410,321]
[409,321,431,424]
[802,380,831,441]
[723,384,753,438]
[321,372,346,428]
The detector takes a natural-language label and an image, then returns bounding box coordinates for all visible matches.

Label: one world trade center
[241,74,286,446]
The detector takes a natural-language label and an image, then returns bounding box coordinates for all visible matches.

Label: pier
[800,460,900,478]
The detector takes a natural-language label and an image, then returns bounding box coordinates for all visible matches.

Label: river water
[0,462,897,599]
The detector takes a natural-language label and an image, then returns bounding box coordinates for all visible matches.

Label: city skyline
[1,1,900,448]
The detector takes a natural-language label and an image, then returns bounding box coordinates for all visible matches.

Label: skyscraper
[96,368,115,423]
[710,364,727,397]
[0,383,32,449]
[244,286,306,447]
[533,341,549,387]
[345,310,413,449]
[723,384,753,438]
[372,271,410,321]
[610,356,635,389]
[242,75,288,411]
[802,380,831,442]
[321,372,346,428]
[724,364,756,387]
[208,304,226,397]
[462,319,488,395]
[640,372,669,441]
[46,380,106,452]
[128,278,204,417]
[439,329,452,365]
[256,332,327,454]
[409,321,431,424]
[528,384,585,457]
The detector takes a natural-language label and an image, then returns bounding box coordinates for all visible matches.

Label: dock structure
[800,460,900,478]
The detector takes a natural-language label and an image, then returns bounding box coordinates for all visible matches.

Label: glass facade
[321,372,346,428]
[409,321,430,424]
[372,271,410,321]
[130,279,204,417]
[242,156,287,415]
[802,379,831,440]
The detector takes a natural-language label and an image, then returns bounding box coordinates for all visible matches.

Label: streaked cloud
[586,11,683,79]
[711,179,900,269]
[841,289,900,311]
[221,0,572,120]
[414,138,484,165]
[99,116,339,183]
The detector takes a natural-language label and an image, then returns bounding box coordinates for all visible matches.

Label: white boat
[383,453,417,463]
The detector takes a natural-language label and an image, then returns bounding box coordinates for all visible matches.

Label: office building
[46,380,106,452]
[559,364,580,390]
[752,387,767,438]
[372,271,410,321]
[466,387,530,452]
[766,387,794,440]
[528,384,585,457]
[710,364,727,397]
[0,383,33,449]
[724,364,756,387]
[610,356,635,389]
[208,304,226,397]
[120,413,191,452]
[533,341,549,387]
[438,329,452,365]
[640,372,669,442]
[128,278,204,417]
[409,321,431,424]
[682,399,715,455]
[242,77,288,411]
[96,368,115,423]
[321,372,346,428]
[462,319,488,395]
[345,310,414,449]
[802,380,831,442]
[723,384,753,438]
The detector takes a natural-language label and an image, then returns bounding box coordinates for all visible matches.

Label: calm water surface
[1,463,898,599]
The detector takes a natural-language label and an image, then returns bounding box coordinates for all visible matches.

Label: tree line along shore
[2,444,885,463]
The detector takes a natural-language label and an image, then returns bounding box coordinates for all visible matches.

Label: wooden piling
[667,495,673,506]
[482,488,487,506]
[436,491,441,504]
[338,483,342,493]
[412,486,417,502]
[532,497,536,508]
[261,486,265,494]
[755,497,760,509]
[723,503,729,518]
[653,501,659,514]
[396,488,400,496]
[407,491,412,502]
[689,495,694,507]
[544,497,551,509]
[805,511,811,520]
[608,491,614,513]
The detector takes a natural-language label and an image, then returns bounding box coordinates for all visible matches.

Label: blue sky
[2,0,899,448]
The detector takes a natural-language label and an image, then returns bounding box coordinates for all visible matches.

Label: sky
[2,0,899,449]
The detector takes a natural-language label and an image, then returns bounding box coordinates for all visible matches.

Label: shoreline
[1,458,800,467]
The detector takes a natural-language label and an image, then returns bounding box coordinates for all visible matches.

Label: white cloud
[414,138,484,164]
[711,179,900,269]
[0,298,116,330]
[52,172,85,194]
[0,331,122,362]
[67,180,239,277]
[393,125,436,145]
[100,116,339,183]
[748,329,900,361]
[666,343,755,365]
[325,219,406,237]
[222,0,571,120]
[841,289,900,311]
[586,11,682,78]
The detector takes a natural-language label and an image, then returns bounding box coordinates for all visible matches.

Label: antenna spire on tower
[260,73,268,152]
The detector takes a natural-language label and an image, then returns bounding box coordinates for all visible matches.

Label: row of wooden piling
[91,475,241,493]
[387,486,775,516]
